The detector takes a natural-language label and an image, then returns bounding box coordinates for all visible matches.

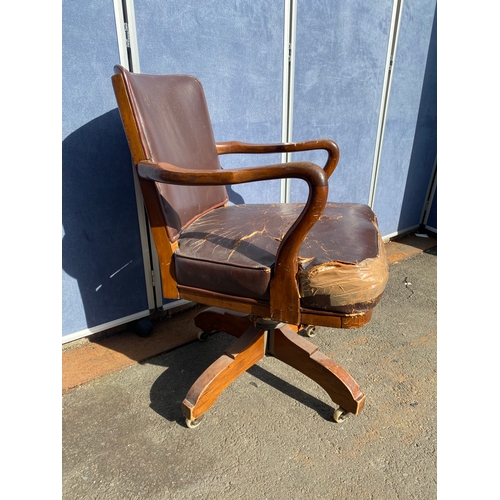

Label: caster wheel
[185,416,204,429]
[197,330,210,342]
[333,407,349,423]
[133,318,153,337]
[197,330,219,342]
[304,326,317,338]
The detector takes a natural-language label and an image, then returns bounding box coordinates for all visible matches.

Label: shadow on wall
[62,109,246,336]
[227,186,245,205]
[398,6,437,232]
[62,109,149,335]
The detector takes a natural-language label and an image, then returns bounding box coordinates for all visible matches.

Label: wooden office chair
[112,65,389,428]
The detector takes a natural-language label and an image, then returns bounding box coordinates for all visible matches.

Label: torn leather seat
[175,202,388,314]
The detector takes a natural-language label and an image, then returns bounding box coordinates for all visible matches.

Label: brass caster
[333,407,349,423]
[185,415,204,429]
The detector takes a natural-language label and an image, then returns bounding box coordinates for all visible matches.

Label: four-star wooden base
[181,307,365,428]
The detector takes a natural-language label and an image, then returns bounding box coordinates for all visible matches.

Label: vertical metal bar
[280,0,297,203]
[130,165,156,311]
[113,0,141,72]
[123,0,141,73]
[421,157,437,226]
[112,0,157,310]
[112,0,129,68]
[368,0,404,208]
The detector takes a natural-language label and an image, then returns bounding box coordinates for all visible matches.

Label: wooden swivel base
[182,307,366,428]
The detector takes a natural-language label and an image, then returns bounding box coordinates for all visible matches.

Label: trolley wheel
[197,329,220,342]
[185,416,204,429]
[333,407,349,423]
[133,318,153,337]
[304,326,317,338]
[299,325,317,338]
[197,330,210,342]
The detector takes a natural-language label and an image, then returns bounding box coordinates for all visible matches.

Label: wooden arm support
[138,159,329,324]
[216,139,340,179]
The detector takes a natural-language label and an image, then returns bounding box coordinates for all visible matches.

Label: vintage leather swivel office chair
[112,65,389,428]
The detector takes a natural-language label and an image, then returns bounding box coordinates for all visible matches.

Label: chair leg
[182,323,266,424]
[270,324,366,416]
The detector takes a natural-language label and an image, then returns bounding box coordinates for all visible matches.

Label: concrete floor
[63,237,437,499]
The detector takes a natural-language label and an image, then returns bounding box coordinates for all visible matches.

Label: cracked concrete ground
[63,246,436,499]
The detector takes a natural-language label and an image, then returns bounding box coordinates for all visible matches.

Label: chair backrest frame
[111,68,178,298]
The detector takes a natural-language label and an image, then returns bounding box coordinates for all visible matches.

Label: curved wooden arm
[138,159,329,324]
[138,159,327,187]
[216,139,340,178]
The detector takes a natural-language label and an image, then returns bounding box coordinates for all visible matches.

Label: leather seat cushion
[174,203,389,314]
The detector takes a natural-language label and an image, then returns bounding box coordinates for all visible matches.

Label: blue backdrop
[134,0,285,205]
[62,0,152,339]
[291,0,394,204]
[373,0,437,236]
[62,0,437,340]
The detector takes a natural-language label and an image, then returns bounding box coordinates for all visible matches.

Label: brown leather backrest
[114,65,228,242]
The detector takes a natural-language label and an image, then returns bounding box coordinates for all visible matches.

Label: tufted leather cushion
[174,203,388,314]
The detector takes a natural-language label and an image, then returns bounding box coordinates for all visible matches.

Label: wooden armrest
[137,159,326,187]
[138,159,329,324]
[215,139,340,178]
